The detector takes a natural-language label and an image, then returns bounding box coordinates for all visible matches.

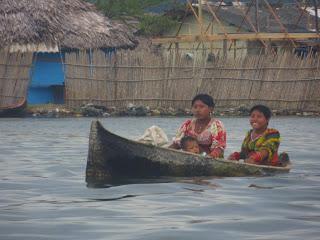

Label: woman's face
[192,100,212,120]
[250,110,268,130]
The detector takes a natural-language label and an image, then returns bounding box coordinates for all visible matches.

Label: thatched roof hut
[0,0,138,52]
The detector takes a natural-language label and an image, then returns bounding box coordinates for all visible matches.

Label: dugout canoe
[86,120,291,184]
[0,98,27,117]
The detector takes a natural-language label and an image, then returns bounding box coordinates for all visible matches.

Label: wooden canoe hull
[0,98,27,117]
[86,120,291,184]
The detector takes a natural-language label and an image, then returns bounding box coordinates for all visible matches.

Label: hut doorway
[28,52,65,104]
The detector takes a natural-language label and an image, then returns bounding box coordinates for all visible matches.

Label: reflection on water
[91,195,137,202]
[0,117,320,240]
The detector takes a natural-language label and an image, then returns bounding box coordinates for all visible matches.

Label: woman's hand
[228,152,240,160]
[209,148,222,158]
[244,158,257,164]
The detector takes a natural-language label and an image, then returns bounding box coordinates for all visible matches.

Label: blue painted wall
[28,87,54,104]
[28,53,65,104]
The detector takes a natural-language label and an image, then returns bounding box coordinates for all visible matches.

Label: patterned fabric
[240,128,280,165]
[173,118,226,157]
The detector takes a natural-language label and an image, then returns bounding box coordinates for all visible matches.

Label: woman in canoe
[228,104,288,166]
[170,94,226,158]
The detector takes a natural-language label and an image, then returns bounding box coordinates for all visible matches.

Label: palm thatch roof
[0,0,138,51]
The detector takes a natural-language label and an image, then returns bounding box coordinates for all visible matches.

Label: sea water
[0,117,319,240]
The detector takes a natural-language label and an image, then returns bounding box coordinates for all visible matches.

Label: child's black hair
[180,136,198,150]
[250,105,272,120]
[191,94,215,108]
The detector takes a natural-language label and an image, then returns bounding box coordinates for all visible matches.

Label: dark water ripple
[0,117,319,240]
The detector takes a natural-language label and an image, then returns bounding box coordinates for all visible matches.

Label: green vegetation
[138,15,179,36]
[90,0,184,36]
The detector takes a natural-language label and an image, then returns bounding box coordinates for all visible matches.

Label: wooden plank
[152,33,320,44]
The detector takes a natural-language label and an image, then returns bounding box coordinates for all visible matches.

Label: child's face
[185,141,200,154]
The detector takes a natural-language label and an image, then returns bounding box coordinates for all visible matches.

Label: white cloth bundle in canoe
[137,125,169,147]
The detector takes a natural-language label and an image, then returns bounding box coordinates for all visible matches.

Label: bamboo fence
[64,48,320,112]
[0,51,33,107]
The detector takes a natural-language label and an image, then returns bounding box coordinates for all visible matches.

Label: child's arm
[244,150,269,164]
[228,132,250,160]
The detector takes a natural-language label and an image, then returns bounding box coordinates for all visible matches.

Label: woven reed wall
[64,49,320,111]
[0,51,33,107]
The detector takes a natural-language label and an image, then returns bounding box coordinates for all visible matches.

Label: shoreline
[25,103,320,118]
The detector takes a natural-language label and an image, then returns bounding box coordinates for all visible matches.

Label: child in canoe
[180,136,200,154]
[228,104,289,166]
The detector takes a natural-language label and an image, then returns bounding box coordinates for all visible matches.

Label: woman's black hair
[250,105,272,120]
[191,94,215,108]
[180,136,197,150]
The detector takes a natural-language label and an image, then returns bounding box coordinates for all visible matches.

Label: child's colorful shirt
[240,128,280,165]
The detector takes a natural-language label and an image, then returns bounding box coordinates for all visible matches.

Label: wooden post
[223,39,227,59]
[313,0,319,34]
[113,54,118,103]
[234,40,237,59]
[175,42,179,55]
[255,0,260,32]
[210,22,214,54]
[199,0,203,35]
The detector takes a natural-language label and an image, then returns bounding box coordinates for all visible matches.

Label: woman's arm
[169,119,192,149]
[209,120,226,158]
[168,142,180,149]
[209,148,223,158]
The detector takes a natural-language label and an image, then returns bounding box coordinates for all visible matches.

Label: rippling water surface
[1,117,319,240]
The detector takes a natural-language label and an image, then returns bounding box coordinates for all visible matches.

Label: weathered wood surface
[86,120,291,184]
